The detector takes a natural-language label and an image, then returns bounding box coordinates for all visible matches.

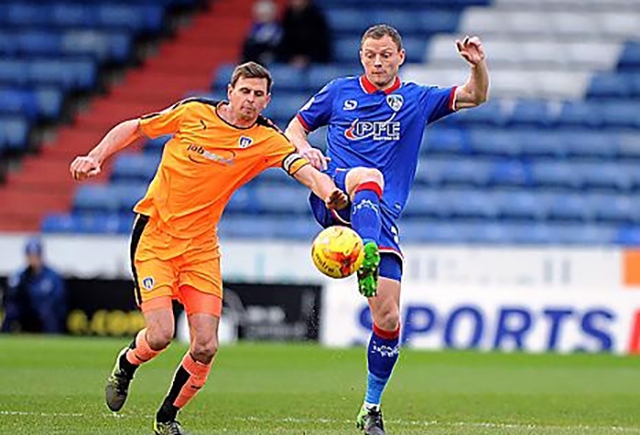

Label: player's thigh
[368,277,401,330]
[178,249,223,317]
[134,256,177,306]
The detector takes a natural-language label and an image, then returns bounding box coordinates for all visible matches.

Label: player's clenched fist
[70,155,101,181]
[325,188,349,210]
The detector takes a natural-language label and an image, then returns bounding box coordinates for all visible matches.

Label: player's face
[360,35,405,90]
[227,77,271,122]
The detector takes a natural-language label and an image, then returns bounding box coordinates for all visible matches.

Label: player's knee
[374,307,400,331]
[146,325,174,351]
[191,336,218,364]
[359,168,384,187]
[348,167,385,193]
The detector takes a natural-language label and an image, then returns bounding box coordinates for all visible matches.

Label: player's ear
[265,93,271,107]
[227,84,233,100]
[399,48,406,66]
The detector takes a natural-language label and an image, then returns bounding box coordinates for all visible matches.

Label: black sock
[118,352,138,378]
[156,400,179,423]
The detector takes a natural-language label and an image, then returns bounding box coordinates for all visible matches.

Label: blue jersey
[297,75,456,219]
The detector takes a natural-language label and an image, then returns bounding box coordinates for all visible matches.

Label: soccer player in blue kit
[285,25,490,434]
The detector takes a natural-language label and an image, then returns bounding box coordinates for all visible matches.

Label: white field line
[2,410,640,433]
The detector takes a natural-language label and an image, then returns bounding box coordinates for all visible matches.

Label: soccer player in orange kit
[70,62,348,435]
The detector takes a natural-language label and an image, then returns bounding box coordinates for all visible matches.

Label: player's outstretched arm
[293,165,348,210]
[70,119,143,181]
[454,36,489,110]
[285,117,328,171]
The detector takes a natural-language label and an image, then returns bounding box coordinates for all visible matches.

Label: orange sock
[171,353,212,409]
[125,329,164,366]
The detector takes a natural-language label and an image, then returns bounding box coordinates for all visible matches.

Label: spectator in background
[1,238,67,334]
[241,0,282,65]
[278,0,331,67]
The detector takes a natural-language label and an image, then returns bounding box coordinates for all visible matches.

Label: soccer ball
[311,226,365,279]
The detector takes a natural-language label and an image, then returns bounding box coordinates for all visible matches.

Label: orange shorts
[130,215,223,317]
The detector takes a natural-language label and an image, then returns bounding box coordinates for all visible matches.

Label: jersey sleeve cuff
[449,86,458,112]
[296,113,312,132]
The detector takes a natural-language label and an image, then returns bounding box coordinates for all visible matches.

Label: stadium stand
[8,0,640,245]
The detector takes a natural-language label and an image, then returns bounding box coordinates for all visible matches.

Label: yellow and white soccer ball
[311,226,365,279]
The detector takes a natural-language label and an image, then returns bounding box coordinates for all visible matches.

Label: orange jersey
[135,98,308,241]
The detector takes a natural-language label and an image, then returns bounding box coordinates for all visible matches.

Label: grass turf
[1,336,640,434]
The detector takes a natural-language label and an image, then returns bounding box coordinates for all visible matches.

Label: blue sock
[351,182,382,245]
[365,325,400,407]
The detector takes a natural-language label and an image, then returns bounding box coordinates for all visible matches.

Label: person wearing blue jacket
[1,238,67,333]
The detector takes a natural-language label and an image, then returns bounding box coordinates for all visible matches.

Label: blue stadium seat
[600,101,640,129]
[74,184,120,213]
[508,100,554,128]
[253,185,310,215]
[530,161,580,189]
[0,116,29,150]
[62,30,132,63]
[28,59,97,90]
[563,131,616,159]
[253,168,294,185]
[589,194,637,223]
[403,189,448,217]
[445,100,505,127]
[587,73,632,99]
[307,65,361,91]
[262,94,308,125]
[489,160,530,187]
[616,226,640,246]
[0,60,27,86]
[446,189,498,219]
[415,157,492,186]
[468,129,520,156]
[421,127,470,155]
[517,129,565,158]
[113,182,148,212]
[98,5,164,33]
[52,4,98,28]
[17,31,62,57]
[0,89,38,119]
[212,64,234,92]
[418,10,460,34]
[143,135,172,155]
[557,102,601,129]
[269,64,308,93]
[325,9,367,35]
[111,153,161,182]
[495,191,547,220]
[618,41,640,71]
[547,193,590,222]
[42,213,133,234]
[574,161,632,191]
[225,186,256,214]
[334,37,361,64]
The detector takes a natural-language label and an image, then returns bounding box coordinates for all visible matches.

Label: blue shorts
[309,168,403,281]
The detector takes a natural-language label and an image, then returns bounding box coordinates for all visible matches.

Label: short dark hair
[360,24,403,51]
[230,61,273,93]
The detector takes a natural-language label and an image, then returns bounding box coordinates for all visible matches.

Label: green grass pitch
[1,336,640,434]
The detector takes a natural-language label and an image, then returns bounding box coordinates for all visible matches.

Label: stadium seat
[111,153,161,182]
[421,127,470,155]
[468,129,520,157]
[587,73,633,99]
[74,184,120,213]
[618,41,640,71]
[508,100,554,128]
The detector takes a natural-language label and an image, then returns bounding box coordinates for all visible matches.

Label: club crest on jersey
[142,276,155,291]
[343,99,358,111]
[386,94,403,112]
[239,136,253,148]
